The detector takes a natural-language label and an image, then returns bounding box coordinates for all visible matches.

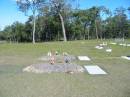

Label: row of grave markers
[110,42,130,47]
[78,54,130,75]
[109,42,130,60]
[95,42,130,60]
[80,41,130,74]
[95,42,112,52]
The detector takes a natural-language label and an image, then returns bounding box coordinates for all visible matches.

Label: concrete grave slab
[95,46,103,49]
[110,42,117,45]
[121,56,130,60]
[119,43,126,46]
[84,65,107,75]
[78,56,91,61]
[126,44,130,47]
[106,49,112,52]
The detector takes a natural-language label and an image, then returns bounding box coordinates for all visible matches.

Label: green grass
[0,40,130,97]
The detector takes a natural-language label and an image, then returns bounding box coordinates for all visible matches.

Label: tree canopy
[0,5,130,42]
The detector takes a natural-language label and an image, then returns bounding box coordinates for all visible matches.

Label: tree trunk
[123,31,124,41]
[100,32,103,41]
[84,24,86,40]
[33,10,36,44]
[87,28,90,40]
[59,13,67,42]
[95,20,99,40]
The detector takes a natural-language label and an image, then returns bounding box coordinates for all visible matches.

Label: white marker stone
[84,65,107,75]
[78,56,91,61]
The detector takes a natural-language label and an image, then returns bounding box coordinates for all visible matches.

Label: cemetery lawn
[0,40,130,97]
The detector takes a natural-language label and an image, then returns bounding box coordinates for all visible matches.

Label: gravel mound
[23,64,84,73]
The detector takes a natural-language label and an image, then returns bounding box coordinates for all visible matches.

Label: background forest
[0,0,130,42]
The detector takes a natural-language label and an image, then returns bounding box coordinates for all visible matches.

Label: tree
[49,0,72,42]
[87,7,100,40]
[128,7,130,18]
[84,22,91,40]
[12,21,25,42]
[99,6,111,40]
[16,0,46,44]
[1,6,130,42]
[2,25,13,42]
[114,7,127,39]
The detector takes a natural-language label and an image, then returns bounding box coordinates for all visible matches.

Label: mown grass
[0,40,130,97]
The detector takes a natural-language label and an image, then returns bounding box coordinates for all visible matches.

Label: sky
[0,0,130,30]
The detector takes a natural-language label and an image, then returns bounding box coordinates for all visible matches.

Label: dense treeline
[0,5,130,42]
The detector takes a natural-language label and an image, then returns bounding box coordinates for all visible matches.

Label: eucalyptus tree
[49,0,72,42]
[127,7,130,37]
[2,26,13,42]
[16,0,46,44]
[86,7,100,40]
[99,6,111,40]
[88,6,111,40]
[128,7,130,19]
[11,21,25,42]
[114,7,127,39]
[78,9,92,40]
[84,21,91,40]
